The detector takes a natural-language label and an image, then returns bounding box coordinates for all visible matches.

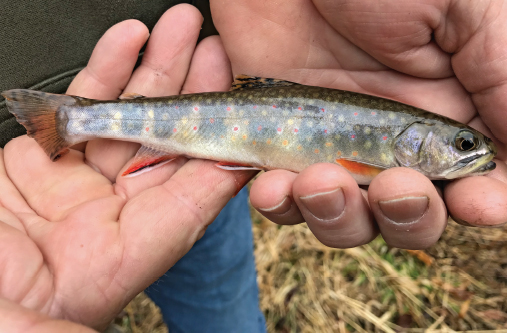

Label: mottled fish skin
[3,78,497,184]
[60,86,410,181]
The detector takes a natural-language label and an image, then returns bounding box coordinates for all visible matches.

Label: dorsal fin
[230,75,299,91]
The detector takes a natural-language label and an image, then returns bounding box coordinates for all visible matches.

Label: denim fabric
[145,188,267,333]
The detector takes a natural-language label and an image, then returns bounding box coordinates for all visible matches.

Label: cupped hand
[211,0,507,249]
[0,5,254,331]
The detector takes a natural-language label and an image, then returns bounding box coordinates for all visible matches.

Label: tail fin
[2,89,76,160]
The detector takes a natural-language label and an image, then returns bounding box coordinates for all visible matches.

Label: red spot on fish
[227,107,231,111]
[371,111,376,116]
[324,129,328,134]
[194,107,199,111]
[145,127,149,132]
[383,136,387,140]
[257,125,262,131]
[234,127,239,131]
[277,127,282,132]
[210,118,215,123]
[193,126,197,131]
[354,112,358,116]
[298,107,302,111]
[321,108,325,112]
[175,106,179,109]
[272,105,277,108]
[352,151,358,157]
[253,105,257,109]
[173,128,177,133]
[294,128,299,133]
[351,134,356,138]
[314,149,320,154]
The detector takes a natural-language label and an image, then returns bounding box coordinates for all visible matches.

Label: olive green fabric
[0,0,217,148]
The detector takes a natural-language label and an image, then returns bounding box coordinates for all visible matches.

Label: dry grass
[110,200,507,332]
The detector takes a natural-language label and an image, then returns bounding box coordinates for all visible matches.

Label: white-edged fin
[215,162,263,171]
[122,145,177,176]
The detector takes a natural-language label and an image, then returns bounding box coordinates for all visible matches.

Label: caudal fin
[2,89,76,160]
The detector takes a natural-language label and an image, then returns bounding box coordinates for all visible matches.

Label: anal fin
[122,145,177,176]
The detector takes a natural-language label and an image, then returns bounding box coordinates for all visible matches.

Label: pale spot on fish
[327,155,332,161]
[239,110,245,116]
[148,110,154,118]
[282,110,289,116]
[338,115,345,122]
[364,127,371,135]
[111,123,119,131]
[181,117,188,124]
[231,136,236,142]
[388,112,396,120]
[113,112,122,120]
[334,134,341,140]
[306,136,312,142]
[364,141,372,149]
[243,120,249,125]
[307,121,313,127]
[380,153,388,163]
[261,110,267,116]
[162,114,168,120]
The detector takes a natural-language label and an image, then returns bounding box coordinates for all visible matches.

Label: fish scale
[2,75,497,184]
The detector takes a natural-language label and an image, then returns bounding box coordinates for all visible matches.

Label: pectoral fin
[335,159,386,178]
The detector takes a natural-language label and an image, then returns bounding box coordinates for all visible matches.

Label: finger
[114,36,234,200]
[292,163,378,248]
[368,168,447,249]
[444,162,507,227]
[250,170,305,225]
[181,35,233,94]
[85,4,204,182]
[4,136,113,222]
[67,19,149,99]
[0,149,34,218]
[314,0,453,79]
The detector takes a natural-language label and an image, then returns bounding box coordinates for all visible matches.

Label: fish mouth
[474,160,496,173]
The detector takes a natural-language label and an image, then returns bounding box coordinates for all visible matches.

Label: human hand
[0,5,253,331]
[211,0,507,249]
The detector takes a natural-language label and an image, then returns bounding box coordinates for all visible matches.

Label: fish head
[394,121,497,180]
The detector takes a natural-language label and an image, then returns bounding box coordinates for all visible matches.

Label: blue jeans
[145,188,267,333]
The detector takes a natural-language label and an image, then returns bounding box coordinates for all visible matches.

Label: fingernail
[257,196,292,215]
[378,196,429,224]
[299,188,345,221]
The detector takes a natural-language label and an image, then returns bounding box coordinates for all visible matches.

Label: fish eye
[455,130,479,151]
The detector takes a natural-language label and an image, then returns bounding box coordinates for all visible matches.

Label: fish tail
[2,89,76,160]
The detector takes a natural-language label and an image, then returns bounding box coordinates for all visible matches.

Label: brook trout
[2,75,497,184]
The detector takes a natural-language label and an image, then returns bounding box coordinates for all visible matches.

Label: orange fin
[122,146,177,176]
[215,162,263,171]
[119,92,146,100]
[2,89,77,160]
[335,159,385,177]
[231,75,299,91]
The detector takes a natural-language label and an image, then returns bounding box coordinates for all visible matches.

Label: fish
[1,75,497,185]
